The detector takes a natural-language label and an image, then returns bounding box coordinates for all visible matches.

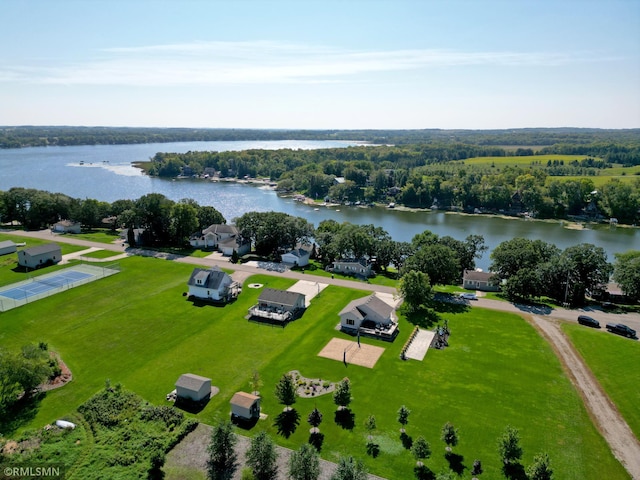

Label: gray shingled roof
[258,288,305,307]
[0,240,16,250]
[463,270,494,282]
[22,243,61,256]
[187,267,229,289]
[339,293,393,319]
[175,373,211,391]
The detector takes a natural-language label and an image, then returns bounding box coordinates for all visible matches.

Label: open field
[459,154,595,167]
[0,255,629,479]
[562,324,640,440]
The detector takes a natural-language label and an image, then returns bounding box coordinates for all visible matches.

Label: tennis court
[0,263,120,312]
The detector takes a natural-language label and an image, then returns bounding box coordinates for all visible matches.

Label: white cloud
[0,40,611,87]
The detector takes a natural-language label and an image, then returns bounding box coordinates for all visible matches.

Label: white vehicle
[459,292,477,300]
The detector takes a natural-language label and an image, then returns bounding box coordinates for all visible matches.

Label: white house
[18,243,61,269]
[189,224,250,256]
[0,240,17,256]
[175,373,212,402]
[331,258,372,278]
[230,391,261,421]
[462,270,500,292]
[187,267,235,302]
[51,220,81,234]
[281,248,310,267]
[339,293,398,339]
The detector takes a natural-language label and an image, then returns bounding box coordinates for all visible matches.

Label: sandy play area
[318,337,385,368]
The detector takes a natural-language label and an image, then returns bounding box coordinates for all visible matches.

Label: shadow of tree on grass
[0,392,45,436]
[334,408,355,430]
[400,432,413,450]
[445,452,466,475]
[309,432,324,452]
[274,409,300,438]
[502,462,527,480]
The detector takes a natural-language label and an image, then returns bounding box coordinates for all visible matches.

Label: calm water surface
[1,141,637,270]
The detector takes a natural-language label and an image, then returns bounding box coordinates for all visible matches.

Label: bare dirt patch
[318,338,385,368]
[40,353,72,392]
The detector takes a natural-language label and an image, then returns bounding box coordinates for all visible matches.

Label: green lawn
[562,324,640,440]
[72,229,123,244]
[292,259,398,287]
[0,255,628,479]
[77,249,122,259]
[460,154,593,167]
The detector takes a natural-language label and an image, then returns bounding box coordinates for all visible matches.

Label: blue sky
[1,0,638,129]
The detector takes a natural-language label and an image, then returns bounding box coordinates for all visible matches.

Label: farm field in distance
[452,155,640,186]
[0,250,629,479]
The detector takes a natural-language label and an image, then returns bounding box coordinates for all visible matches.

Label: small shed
[18,243,61,269]
[230,391,261,420]
[175,373,212,402]
[0,240,17,256]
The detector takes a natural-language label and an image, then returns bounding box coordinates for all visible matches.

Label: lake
[1,140,637,270]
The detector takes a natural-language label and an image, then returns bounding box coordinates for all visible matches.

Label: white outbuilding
[175,373,212,403]
[0,240,17,256]
[230,391,261,421]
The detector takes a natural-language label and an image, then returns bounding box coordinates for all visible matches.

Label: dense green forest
[144,143,640,224]
[1,125,639,148]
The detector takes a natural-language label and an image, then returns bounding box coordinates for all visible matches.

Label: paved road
[6,228,640,478]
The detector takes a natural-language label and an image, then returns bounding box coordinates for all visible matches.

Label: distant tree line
[2,125,638,149]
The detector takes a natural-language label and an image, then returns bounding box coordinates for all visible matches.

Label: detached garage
[175,373,212,403]
[18,243,61,269]
[0,240,17,256]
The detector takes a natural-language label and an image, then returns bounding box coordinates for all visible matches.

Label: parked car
[577,315,600,328]
[459,292,478,300]
[605,323,637,338]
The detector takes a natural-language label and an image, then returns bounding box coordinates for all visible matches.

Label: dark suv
[577,315,600,328]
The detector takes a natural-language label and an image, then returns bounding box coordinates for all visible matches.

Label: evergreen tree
[397,405,411,433]
[441,422,459,452]
[498,425,523,465]
[274,373,296,411]
[411,436,431,466]
[307,408,323,433]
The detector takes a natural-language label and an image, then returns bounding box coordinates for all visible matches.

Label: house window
[346,319,355,326]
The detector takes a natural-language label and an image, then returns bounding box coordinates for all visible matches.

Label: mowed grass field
[456,155,640,186]
[562,324,640,440]
[0,254,628,479]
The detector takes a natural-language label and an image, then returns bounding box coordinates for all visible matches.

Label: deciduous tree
[289,443,320,480]
[207,420,237,480]
[246,431,278,480]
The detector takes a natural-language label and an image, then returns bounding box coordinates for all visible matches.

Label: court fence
[0,262,120,312]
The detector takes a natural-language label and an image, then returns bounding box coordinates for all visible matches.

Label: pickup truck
[605,323,637,338]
